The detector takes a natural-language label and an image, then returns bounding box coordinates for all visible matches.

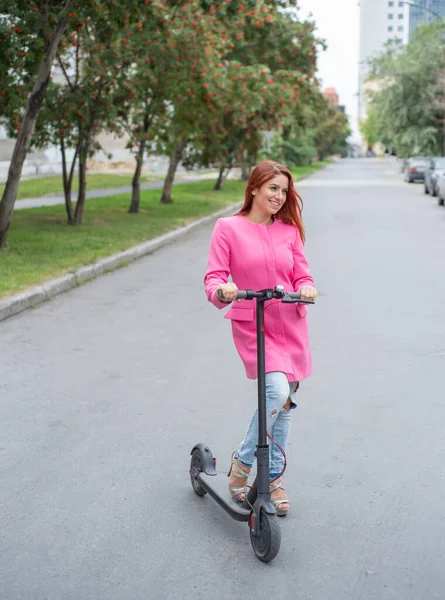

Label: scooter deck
[197,473,251,522]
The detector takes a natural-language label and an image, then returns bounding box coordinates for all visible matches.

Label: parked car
[434,171,445,206]
[424,157,445,196]
[404,157,430,183]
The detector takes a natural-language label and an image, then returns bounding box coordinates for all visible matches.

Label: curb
[0,202,242,323]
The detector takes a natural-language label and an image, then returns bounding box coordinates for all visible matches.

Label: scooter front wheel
[250,510,281,562]
[190,449,207,497]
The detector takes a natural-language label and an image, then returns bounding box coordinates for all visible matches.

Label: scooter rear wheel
[250,510,281,562]
[190,449,207,497]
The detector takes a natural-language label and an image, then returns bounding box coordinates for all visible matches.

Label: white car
[435,172,445,206]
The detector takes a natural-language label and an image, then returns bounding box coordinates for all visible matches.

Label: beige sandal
[270,477,290,517]
[227,451,250,502]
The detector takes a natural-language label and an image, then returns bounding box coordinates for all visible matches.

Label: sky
[297,0,361,143]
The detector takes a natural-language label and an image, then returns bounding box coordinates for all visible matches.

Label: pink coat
[204,215,315,382]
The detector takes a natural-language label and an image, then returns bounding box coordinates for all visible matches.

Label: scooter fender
[190,443,217,476]
[259,500,277,516]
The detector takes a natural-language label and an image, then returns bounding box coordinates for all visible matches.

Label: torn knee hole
[270,409,278,416]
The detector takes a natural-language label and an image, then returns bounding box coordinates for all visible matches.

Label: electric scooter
[189,285,315,563]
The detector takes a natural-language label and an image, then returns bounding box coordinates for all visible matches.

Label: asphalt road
[1,158,445,600]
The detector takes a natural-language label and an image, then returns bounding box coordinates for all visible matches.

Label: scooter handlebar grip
[286,292,301,300]
[217,289,248,300]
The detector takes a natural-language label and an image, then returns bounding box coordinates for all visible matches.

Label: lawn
[0,159,331,299]
[0,180,245,298]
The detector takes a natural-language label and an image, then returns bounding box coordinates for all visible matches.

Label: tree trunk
[74,142,88,225]
[241,163,250,181]
[214,165,229,191]
[128,138,147,214]
[0,10,71,248]
[160,136,188,204]
[60,134,78,223]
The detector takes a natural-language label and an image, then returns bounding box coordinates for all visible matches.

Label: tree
[183,2,324,188]
[113,0,230,210]
[0,0,138,242]
[0,1,76,247]
[359,107,380,152]
[312,100,351,159]
[55,14,130,224]
[367,21,445,158]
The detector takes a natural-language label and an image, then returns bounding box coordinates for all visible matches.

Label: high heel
[270,477,290,517]
[227,451,250,502]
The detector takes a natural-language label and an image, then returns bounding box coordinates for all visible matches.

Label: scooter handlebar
[217,288,314,303]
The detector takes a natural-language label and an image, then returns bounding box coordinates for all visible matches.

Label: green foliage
[313,101,351,159]
[367,20,445,157]
[262,96,350,165]
[359,108,380,149]
[183,4,325,173]
[260,131,317,166]
[0,0,343,240]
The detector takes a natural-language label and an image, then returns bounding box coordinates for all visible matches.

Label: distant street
[1,158,445,600]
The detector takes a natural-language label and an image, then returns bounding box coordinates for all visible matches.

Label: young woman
[204,160,317,517]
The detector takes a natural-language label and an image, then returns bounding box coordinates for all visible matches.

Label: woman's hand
[298,285,317,302]
[216,282,239,303]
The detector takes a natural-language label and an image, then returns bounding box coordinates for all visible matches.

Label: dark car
[424,157,445,196]
[404,157,430,183]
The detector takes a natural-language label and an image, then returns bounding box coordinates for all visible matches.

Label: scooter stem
[256,296,270,497]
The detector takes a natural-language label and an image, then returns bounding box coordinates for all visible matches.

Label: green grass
[0,173,164,201]
[0,180,245,298]
[0,159,330,299]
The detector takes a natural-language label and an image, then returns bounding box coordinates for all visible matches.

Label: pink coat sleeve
[204,219,231,309]
[292,229,315,292]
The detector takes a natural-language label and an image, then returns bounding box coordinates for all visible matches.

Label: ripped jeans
[236,372,298,479]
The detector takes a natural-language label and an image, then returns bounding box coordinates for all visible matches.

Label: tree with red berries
[0,0,78,246]
[183,2,324,187]
[0,0,140,242]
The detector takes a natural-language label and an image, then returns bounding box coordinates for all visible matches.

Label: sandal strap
[229,485,247,494]
[271,496,290,509]
[269,477,285,493]
[229,452,250,479]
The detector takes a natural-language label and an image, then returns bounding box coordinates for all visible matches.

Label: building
[406,0,445,41]
[322,88,346,114]
[359,0,445,128]
[323,87,339,107]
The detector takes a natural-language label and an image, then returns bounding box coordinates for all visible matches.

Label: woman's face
[252,174,289,217]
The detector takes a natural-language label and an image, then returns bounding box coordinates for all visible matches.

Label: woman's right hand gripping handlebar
[216,283,240,303]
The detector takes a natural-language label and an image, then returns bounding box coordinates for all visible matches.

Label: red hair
[236,160,305,243]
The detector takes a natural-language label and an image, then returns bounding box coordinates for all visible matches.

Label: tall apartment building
[358,0,445,128]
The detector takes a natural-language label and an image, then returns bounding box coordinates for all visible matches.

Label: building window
[396,38,403,44]
[398,1,404,6]
[388,1,394,5]
[398,13,404,18]
[398,25,403,31]
[388,13,394,19]
[388,25,394,31]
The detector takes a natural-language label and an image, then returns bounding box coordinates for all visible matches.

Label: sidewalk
[14,171,220,210]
